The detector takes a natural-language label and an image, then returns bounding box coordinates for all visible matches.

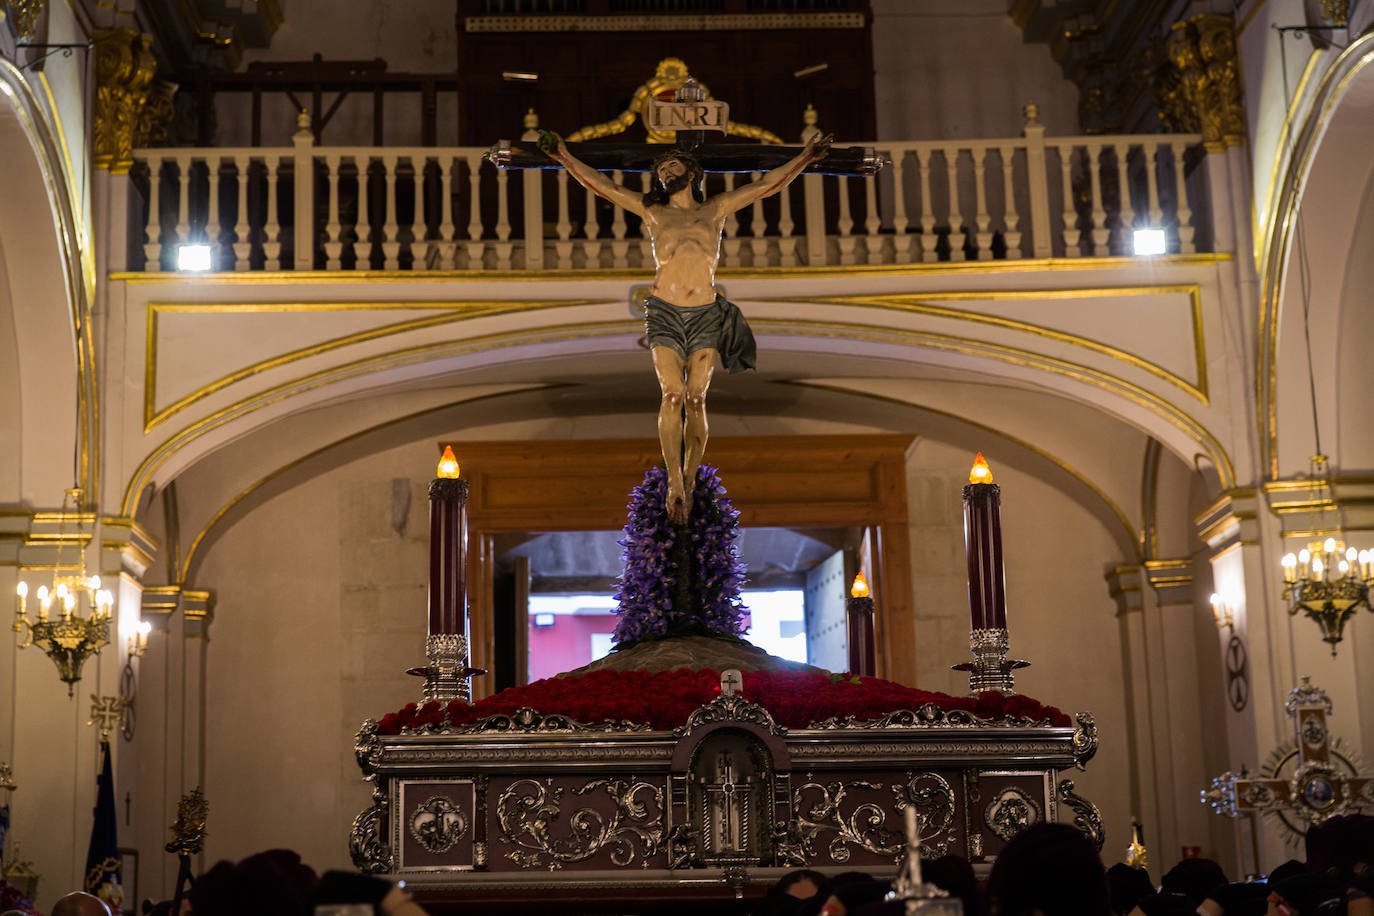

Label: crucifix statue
[1202,678,1373,836]
[489,76,880,524]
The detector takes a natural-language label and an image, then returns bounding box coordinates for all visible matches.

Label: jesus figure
[540,130,832,524]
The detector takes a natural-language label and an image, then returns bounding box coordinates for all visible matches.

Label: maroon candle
[428,445,468,636]
[846,572,876,677]
[963,452,1007,631]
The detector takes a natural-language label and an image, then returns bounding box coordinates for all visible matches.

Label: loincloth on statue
[642,293,757,373]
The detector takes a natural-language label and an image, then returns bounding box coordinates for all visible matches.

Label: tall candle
[428,445,468,636]
[963,453,1007,631]
[845,572,876,676]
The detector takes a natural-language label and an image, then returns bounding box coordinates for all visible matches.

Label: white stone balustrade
[130,127,1205,272]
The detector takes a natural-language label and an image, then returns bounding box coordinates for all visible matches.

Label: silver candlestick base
[951,627,1029,694]
[407,634,484,705]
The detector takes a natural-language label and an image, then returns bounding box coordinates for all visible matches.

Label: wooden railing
[128,120,1207,272]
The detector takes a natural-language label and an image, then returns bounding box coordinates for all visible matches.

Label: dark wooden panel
[456,5,876,145]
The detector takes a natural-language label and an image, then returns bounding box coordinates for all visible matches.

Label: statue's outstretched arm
[713,133,832,215]
[539,130,648,218]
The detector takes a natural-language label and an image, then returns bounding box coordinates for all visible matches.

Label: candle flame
[436,445,460,479]
[969,452,994,484]
[850,572,870,598]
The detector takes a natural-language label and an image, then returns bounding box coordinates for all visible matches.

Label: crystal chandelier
[12,489,113,696]
[1278,457,1371,656]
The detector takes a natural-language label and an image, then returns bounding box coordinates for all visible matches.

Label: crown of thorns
[651,149,702,177]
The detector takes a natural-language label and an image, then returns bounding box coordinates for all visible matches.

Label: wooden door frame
[441,435,915,699]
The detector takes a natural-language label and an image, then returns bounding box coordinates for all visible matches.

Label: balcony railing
[128,120,1207,273]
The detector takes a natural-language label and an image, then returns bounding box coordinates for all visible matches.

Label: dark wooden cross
[488,81,881,178]
[1203,677,1374,834]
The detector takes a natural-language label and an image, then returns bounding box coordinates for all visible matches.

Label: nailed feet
[666,475,692,526]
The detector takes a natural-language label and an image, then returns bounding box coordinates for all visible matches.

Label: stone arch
[1261,32,1374,478]
[0,59,94,505]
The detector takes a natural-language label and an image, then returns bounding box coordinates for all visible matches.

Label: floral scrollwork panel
[792,773,954,864]
[496,777,665,869]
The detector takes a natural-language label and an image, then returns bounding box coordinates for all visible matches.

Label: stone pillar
[1104,565,1159,859]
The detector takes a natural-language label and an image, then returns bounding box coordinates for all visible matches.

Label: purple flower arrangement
[611,465,749,647]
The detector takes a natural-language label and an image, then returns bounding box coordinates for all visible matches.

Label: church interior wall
[1335,166,1374,472]
[870,0,1082,142]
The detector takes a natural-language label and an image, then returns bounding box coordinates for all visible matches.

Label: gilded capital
[6,0,47,41]
[93,29,159,173]
[1155,13,1245,153]
[1321,0,1349,28]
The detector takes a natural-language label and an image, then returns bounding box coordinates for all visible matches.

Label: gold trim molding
[143,299,605,433]
[121,312,1234,518]
[463,12,865,33]
[764,286,1208,404]
[107,253,1232,285]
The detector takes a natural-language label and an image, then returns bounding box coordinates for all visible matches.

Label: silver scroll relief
[496,777,664,869]
[983,787,1042,841]
[409,795,470,855]
[792,772,955,863]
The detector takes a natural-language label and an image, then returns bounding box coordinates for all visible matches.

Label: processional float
[347,59,1102,909]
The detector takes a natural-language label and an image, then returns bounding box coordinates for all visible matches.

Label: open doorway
[487,526,872,689]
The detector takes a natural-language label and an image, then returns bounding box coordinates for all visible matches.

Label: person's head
[1267,873,1344,915]
[987,823,1111,916]
[1162,858,1228,905]
[189,849,316,916]
[925,854,982,916]
[1107,863,1157,915]
[1128,893,1195,916]
[1307,813,1374,881]
[50,892,111,916]
[772,869,827,901]
[644,150,705,207]
[1267,860,1307,886]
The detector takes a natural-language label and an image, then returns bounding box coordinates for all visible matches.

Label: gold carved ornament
[5,0,46,41]
[92,29,159,173]
[567,57,783,145]
[1158,14,1245,152]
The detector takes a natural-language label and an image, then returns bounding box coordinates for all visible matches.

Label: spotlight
[1133,228,1166,257]
[533,612,555,628]
[177,244,212,271]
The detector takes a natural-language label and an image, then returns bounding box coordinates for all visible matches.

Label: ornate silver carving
[1300,713,1327,750]
[674,694,786,738]
[1072,712,1098,770]
[455,707,653,735]
[1285,678,1332,716]
[409,795,470,854]
[983,787,1041,841]
[789,740,1070,758]
[355,719,384,777]
[809,704,1058,730]
[792,773,954,864]
[1057,778,1104,851]
[349,786,394,873]
[422,634,472,705]
[794,780,901,862]
[496,777,664,869]
[953,627,1030,694]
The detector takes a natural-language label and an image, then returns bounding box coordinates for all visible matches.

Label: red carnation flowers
[375,668,1070,736]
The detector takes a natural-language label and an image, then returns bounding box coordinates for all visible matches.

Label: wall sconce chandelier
[1278,458,1372,656]
[12,488,112,696]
